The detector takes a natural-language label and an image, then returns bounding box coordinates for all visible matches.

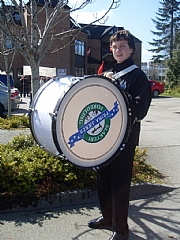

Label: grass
[162,88,180,98]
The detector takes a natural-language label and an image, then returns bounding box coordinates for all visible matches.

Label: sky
[69,0,161,63]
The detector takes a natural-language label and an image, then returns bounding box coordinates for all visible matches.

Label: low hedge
[0,134,97,197]
[0,133,164,196]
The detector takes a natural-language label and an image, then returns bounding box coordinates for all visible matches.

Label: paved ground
[0,96,180,240]
[139,96,180,187]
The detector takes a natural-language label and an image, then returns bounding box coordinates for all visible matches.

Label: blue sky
[70,0,161,62]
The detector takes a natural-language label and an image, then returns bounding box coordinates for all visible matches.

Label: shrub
[0,134,97,197]
[0,134,164,200]
[0,115,30,129]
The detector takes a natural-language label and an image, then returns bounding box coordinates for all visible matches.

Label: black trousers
[97,145,136,236]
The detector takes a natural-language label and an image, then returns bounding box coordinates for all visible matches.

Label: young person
[88,30,152,240]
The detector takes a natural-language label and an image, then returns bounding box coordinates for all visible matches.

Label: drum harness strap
[112,64,139,150]
[112,64,138,80]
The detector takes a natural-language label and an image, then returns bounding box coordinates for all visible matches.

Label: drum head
[53,75,131,168]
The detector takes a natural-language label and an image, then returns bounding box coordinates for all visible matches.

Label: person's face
[111,39,133,63]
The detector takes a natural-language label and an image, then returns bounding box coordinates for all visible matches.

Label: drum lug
[119,143,125,151]
[128,108,132,115]
[49,112,57,117]
[29,107,37,112]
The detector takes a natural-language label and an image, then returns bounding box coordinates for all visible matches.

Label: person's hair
[110,29,136,54]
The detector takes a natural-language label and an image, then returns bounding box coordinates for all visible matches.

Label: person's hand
[104,71,116,82]
[104,71,113,79]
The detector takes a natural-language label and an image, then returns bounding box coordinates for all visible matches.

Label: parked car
[0,81,20,115]
[0,72,14,87]
[148,79,164,97]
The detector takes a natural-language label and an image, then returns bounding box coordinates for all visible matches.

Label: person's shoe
[109,232,129,240]
[88,216,112,231]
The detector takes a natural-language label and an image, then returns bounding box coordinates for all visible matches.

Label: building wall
[86,37,142,74]
[87,38,101,74]
[133,41,141,68]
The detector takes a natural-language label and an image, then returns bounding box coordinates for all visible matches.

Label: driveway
[139,96,180,187]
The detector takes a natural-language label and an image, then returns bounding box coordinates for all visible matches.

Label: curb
[0,183,177,213]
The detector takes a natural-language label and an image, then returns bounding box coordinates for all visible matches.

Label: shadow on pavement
[0,190,180,239]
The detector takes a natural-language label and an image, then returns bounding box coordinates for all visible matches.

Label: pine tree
[148,0,180,62]
[166,47,180,88]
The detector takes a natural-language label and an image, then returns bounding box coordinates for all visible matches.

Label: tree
[165,46,180,88]
[148,0,180,62]
[0,0,121,98]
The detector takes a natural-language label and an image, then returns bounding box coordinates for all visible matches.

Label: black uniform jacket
[105,57,152,146]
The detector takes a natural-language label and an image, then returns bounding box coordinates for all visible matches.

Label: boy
[88,30,151,240]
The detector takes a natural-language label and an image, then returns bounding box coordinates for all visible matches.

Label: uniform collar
[113,57,134,72]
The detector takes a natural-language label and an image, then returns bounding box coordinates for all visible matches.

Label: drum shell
[29,77,74,156]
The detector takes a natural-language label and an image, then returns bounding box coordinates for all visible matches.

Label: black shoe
[109,232,129,240]
[88,216,112,231]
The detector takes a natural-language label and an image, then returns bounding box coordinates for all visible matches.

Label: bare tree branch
[0,0,121,96]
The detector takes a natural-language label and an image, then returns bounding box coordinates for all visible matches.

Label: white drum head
[54,76,131,168]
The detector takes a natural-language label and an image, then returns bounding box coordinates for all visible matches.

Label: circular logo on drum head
[68,101,119,148]
[78,102,110,143]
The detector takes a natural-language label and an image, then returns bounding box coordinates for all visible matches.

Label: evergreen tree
[166,47,180,88]
[148,0,180,62]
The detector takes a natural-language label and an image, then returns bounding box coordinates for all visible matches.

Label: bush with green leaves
[0,115,30,129]
[0,134,97,198]
[0,133,164,200]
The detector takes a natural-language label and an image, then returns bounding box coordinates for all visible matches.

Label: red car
[148,80,164,97]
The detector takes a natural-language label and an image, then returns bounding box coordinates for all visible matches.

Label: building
[141,62,167,81]
[81,24,141,75]
[0,2,142,88]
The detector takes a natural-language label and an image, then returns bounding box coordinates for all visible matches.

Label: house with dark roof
[80,24,141,75]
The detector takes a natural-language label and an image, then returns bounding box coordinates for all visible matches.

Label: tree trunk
[31,63,40,99]
[7,73,11,118]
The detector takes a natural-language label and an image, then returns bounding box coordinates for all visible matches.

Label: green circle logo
[78,102,110,143]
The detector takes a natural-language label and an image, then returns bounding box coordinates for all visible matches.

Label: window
[75,67,84,77]
[6,37,13,49]
[75,40,85,56]
[14,13,21,21]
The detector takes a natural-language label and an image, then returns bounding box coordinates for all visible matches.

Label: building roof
[79,24,122,39]
[79,24,141,42]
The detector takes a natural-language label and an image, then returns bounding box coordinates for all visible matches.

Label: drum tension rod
[28,107,37,112]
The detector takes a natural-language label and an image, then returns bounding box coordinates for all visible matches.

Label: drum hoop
[52,75,132,169]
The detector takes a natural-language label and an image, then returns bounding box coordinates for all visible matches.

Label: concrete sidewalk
[0,187,180,240]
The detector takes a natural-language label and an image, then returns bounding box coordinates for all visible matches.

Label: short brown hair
[110,30,136,53]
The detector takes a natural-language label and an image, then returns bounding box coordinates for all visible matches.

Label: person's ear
[130,48,133,54]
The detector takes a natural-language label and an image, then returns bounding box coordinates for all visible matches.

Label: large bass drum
[29,75,132,169]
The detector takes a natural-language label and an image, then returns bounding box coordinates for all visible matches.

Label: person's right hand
[104,71,113,79]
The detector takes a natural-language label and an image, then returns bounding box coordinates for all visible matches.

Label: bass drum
[30,75,132,169]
